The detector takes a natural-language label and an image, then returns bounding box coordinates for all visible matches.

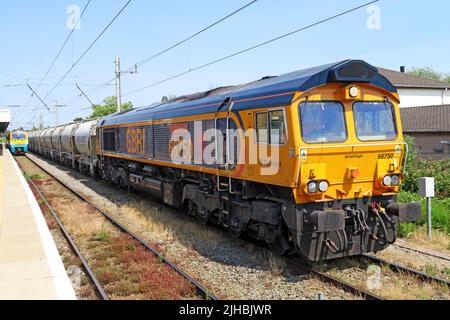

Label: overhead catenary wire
[26,84,50,111]
[123,0,380,97]
[61,0,259,107]
[44,0,133,101]
[129,0,259,71]
[56,0,379,123]
[23,0,92,110]
[36,0,92,94]
[76,83,97,108]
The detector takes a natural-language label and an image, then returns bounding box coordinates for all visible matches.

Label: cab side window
[255,109,287,145]
[269,110,286,145]
[255,112,268,144]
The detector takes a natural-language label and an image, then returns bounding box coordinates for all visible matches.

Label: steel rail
[24,154,218,301]
[362,254,450,287]
[22,168,109,300]
[392,244,450,263]
[285,258,384,300]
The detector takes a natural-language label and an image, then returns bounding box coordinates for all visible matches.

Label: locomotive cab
[288,61,421,261]
[8,130,29,155]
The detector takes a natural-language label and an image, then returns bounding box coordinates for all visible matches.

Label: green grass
[398,192,450,236]
[444,267,450,277]
[30,174,45,181]
[425,264,438,276]
[92,231,111,242]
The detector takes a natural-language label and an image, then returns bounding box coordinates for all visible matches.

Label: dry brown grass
[379,274,448,300]
[373,247,450,281]
[324,260,450,300]
[19,157,200,300]
[402,227,450,254]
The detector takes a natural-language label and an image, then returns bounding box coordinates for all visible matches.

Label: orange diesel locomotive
[30,60,421,261]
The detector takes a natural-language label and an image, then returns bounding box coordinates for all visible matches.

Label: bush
[401,136,450,199]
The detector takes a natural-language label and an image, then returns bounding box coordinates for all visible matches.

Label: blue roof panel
[101,60,397,126]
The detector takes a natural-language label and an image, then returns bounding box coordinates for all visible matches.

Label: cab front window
[354,102,397,141]
[12,132,26,140]
[299,101,347,144]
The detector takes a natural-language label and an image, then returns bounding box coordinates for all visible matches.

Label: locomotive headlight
[383,175,393,187]
[319,181,329,193]
[391,175,400,186]
[308,181,318,194]
[349,86,359,98]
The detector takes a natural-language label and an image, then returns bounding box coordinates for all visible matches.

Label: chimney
[400,66,406,73]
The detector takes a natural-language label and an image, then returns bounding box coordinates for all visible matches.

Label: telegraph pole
[115,57,123,114]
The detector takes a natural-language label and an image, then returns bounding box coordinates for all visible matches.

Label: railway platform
[0,147,76,300]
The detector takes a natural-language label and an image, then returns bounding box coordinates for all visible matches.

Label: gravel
[27,154,359,300]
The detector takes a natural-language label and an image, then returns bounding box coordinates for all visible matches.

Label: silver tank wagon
[73,120,99,176]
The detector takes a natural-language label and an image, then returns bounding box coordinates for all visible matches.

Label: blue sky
[1,0,449,129]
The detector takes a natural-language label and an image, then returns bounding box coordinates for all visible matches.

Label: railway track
[20,154,218,301]
[27,176,110,300]
[24,154,383,301]
[284,257,384,300]
[392,243,450,263]
[22,153,450,300]
[361,254,450,287]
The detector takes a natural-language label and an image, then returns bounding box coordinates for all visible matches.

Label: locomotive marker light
[418,177,435,240]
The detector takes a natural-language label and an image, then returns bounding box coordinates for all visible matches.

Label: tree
[408,67,450,84]
[73,117,84,123]
[88,96,133,120]
[445,75,450,84]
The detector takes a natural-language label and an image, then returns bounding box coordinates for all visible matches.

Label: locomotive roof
[101,59,397,126]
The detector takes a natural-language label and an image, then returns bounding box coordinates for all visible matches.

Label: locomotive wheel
[196,207,209,225]
[229,229,242,239]
[186,200,198,217]
[268,236,291,256]
[196,215,208,225]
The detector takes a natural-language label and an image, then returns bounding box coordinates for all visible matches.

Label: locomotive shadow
[32,155,313,281]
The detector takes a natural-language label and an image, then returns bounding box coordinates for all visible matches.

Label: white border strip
[8,151,77,300]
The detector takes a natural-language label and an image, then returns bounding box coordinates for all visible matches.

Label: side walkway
[0,149,76,300]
